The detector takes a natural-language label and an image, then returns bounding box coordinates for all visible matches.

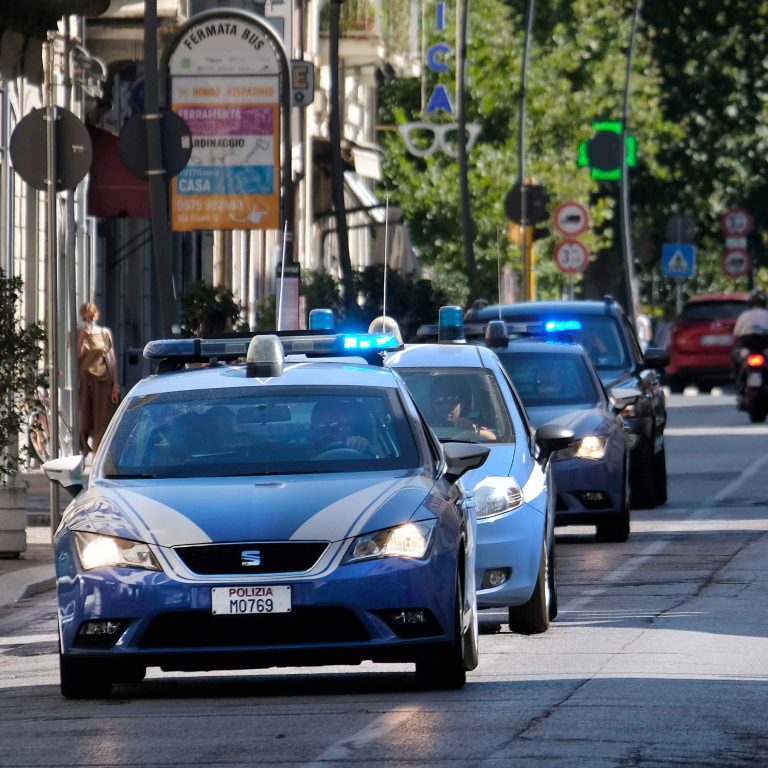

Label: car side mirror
[641,346,669,370]
[535,423,575,463]
[443,442,490,483]
[42,455,84,498]
[610,386,641,413]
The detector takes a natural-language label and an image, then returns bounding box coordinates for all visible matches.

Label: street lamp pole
[620,0,642,325]
[518,0,536,301]
[456,0,476,299]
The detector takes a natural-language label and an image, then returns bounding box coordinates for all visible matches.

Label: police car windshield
[496,350,601,408]
[503,314,629,373]
[396,368,515,443]
[101,386,419,478]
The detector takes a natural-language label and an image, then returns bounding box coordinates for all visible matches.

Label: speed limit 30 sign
[553,239,589,273]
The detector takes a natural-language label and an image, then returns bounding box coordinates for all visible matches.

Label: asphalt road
[1,391,767,768]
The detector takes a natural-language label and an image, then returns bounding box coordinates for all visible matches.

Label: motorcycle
[735,332,768,423]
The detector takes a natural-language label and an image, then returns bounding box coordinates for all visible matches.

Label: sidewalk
[0,470,60,608]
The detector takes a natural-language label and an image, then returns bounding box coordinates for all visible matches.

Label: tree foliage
[379,0,768,311]
[0,271,46,482]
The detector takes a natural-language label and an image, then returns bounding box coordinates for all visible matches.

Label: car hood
[64,471,435,547]
[525,404,613,437]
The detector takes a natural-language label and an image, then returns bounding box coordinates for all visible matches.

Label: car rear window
[496,350,601,408]
[101,386,420,478]
[679,301,747,321]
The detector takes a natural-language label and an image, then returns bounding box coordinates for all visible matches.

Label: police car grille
[175,542,328,575]
[138,608,370,648]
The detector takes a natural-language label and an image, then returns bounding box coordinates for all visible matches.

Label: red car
[666,292,749,392]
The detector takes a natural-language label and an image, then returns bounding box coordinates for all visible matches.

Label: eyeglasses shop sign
[167,18,283,231]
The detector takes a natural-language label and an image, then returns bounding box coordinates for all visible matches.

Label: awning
[87,126,151,220]
[0,0,109,39]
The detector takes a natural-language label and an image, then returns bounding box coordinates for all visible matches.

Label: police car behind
[43,331,489,697]
[385,308,575,635]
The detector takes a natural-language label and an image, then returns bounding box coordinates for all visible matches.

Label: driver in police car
[430,376,497,441]
[310,400,374,455]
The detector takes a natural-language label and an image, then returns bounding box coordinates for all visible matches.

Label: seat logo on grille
[241,550,262,567]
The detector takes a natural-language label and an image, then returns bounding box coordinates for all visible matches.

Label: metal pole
[456,0,476,300]
[329,0,354,316]
[518,0,535,301]
[144,0,177,337]
[620,0,642,324]
[1,80,12,276]
[45,38,61,534]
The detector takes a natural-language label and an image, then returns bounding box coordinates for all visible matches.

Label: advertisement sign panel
[168,18,283,231]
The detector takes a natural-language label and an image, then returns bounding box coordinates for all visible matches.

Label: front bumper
[56,541,460,670]
[474,502,545,609]
[552,455,624,526]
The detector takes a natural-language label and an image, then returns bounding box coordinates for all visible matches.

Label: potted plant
[180,280,243,337]
[0,270,46,557]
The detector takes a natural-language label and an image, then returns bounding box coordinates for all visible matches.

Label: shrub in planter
[0,270,46,556]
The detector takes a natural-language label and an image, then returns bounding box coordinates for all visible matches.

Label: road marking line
[563,451,768,613]
[0,633,58,646]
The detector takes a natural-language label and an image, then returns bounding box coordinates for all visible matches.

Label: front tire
[509,541,551,634]
[59,655,113,699]
[415,574,468,689]
[630,435,658,509]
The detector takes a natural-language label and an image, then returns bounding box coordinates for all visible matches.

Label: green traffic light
[579,123,637,180]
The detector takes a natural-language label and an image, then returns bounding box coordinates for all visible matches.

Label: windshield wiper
[103,473,163,479]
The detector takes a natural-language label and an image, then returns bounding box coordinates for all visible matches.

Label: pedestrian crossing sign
[662,243,696,278]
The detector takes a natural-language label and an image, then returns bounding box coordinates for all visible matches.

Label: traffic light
[504,182,550,225]
[577,121,637,181]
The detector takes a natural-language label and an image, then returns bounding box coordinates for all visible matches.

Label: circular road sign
[553,201,589,237]
[722,249,751,277]
[721,206,754,236]
[118,109,192,180]
[554,239,589,273]
[10,107,92,192]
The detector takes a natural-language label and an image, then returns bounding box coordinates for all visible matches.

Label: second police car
[43,330,491,697]
[385,307,575,635]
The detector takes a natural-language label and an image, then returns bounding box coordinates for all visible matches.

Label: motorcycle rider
[733,289,768,340]
[732,289,768,401]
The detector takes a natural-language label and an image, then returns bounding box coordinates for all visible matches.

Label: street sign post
[661,243,696,279]
[553,201,589,237]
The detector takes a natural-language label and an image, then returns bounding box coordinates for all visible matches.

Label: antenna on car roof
[382,197,390,321]
[276,222,288,331]
[496,228,503,319]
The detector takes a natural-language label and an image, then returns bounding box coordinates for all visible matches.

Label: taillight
[747,354,765,367]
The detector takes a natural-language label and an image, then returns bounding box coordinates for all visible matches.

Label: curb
[0,564,56,608]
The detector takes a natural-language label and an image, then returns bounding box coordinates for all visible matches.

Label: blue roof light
[309,308,335,331]
[341,333,400,351]
[544,320,582,333]
[438,305,465,343]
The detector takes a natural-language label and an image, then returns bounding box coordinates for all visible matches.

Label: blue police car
[43,331,489,697]
[385,308,575,635]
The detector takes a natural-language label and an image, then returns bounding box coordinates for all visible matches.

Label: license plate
[701,334,732,346]
[747,372,763,387]
[211,585,291,615]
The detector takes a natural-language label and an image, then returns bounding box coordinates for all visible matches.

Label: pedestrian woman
[77,302,119,458]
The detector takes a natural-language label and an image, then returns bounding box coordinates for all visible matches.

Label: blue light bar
[341,333,400,350]
[144,338,251,361]
[544,320,583,333]
[309,308,335,331]
[438,305,465,343]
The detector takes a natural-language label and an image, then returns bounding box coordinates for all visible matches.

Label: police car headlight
[343,520,437,563]
[73,531,161,571]
[473,477,524,519]
[559,435,608,461]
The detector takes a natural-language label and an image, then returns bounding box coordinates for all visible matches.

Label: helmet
[749,290,768,309]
